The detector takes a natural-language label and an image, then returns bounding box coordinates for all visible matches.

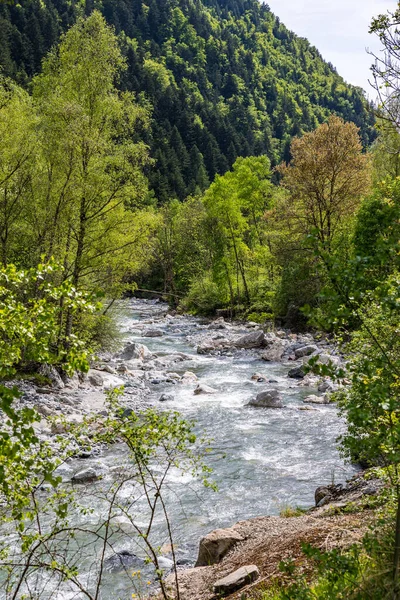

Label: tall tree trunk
[65,206,86,343]
[223,262,234,319]
[227,219,251,306]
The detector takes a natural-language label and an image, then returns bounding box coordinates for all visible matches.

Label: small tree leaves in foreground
[0,398,214,599]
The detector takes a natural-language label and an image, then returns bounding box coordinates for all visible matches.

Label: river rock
[166,372,181,381]
[318,380,337,393]
[295,344,318,358]
[159,393,174,402]
[88,370,124,390]
[118,342,152,361]
[98,364,118,375]
[234,331,267,348]
[251,373,268,382]
[88,371,104,387]
[197,340,216,354]
[195,527,244,566]
[261,340,285,362]
[315,486,331,505]
[181,371,198,384]
[288,365,305,379]
[213,565,260,595]
[311,352,341,366]
[118,342,140,360]
[142,328,164,337]
[63,371,81,390]
[303,394,329,405]
[208,319,227,330]
[39,364,65,389]
[157,556,174,570]
[197,338,227,354]
[104,550,144,573]
[71,467,101,484]
[34,404,54,417]
[247,389,283,408]
[194,384,217,395]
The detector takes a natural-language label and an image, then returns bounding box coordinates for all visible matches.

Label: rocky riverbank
[8,300,344,450]
[164,472,385,600]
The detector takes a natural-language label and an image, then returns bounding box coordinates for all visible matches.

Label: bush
[77,302,125,352]
[180,273,229,314]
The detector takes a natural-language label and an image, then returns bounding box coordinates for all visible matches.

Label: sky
[266,0,399,95]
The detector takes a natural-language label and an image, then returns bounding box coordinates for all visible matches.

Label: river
[8,299,357,599]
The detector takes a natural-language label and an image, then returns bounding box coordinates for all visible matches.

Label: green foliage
[336,276,400,469]
[246,312,274,324]
[201,155,276,310]
[0,391,214,598]
[180,271,229,314]
[0,259,95,375]
[148,155,279,314]
[279,505,307,518]
[0,12,159,346]
[260,490,400,600]
[353,177,400,284]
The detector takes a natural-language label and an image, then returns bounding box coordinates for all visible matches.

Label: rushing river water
[75,299,355,599]
[8,300,358,599]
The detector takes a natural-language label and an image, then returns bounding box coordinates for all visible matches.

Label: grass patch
[279,505,308,518]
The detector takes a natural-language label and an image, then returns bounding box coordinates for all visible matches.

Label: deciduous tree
[278,115,371,252]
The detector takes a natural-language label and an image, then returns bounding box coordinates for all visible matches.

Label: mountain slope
[0,0,376,202]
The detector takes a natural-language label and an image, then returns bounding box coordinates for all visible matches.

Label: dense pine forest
[0,0,375,201]
[2,1,400,599]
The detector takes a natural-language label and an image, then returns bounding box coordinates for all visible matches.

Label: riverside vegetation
[1,0,400,598]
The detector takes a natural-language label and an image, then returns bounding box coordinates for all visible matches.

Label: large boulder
[295,344,318,359]
[247,389,283,408]
[213,565,260,595]
[234,331,267,349]
[195,527,244,566]
[315,486,331,506]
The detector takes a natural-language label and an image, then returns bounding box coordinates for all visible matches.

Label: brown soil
[165,507,374,600]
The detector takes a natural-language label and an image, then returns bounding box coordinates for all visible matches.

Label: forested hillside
[0,0,375,201]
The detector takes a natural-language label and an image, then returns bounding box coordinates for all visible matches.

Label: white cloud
[266,0,399,93]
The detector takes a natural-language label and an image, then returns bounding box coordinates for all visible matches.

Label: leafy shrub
[181,273,229,314]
